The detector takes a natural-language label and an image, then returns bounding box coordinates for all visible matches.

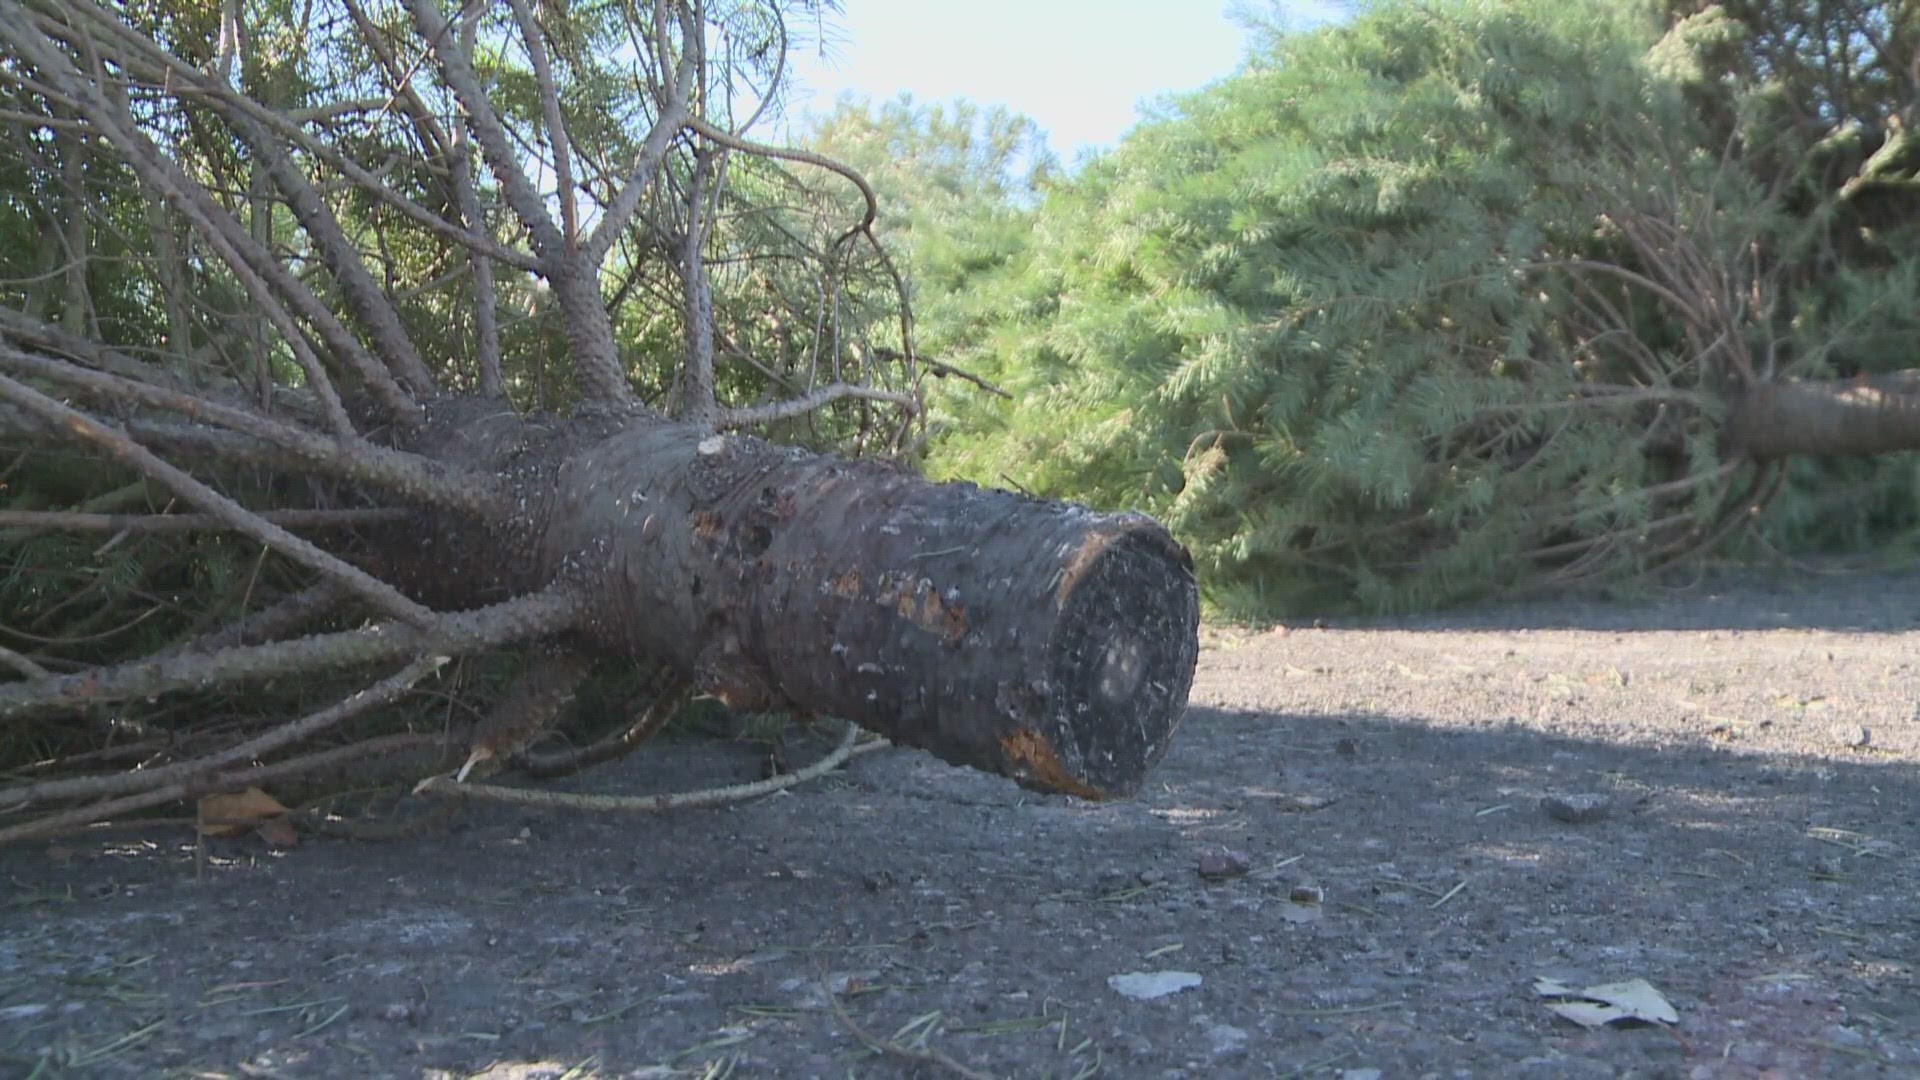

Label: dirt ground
[4,566,1918,1079]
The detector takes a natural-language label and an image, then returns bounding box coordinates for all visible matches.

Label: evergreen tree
[926,0,1920,615]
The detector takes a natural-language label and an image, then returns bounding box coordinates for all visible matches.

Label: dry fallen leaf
[1535,977,1677,1028]
[256,816,300,849]
[198,786,293,843]
[1108,970,1202,1000]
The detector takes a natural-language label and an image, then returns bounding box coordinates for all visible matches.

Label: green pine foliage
[922,0,1890,616]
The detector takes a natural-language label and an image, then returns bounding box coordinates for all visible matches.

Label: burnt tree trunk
[376,400,1200,800]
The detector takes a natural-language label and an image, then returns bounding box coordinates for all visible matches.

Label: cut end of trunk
[1005,526,1198,799]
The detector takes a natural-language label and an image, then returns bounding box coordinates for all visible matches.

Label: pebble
[1822,1023,1867,1048]
[1202,1021,1249,1058]
[1196,849,1251,881]
[1830,725,1872,749]
[1541,793,1613,824]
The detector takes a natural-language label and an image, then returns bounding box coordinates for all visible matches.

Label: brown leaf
[198,787,291,838]
[255,817,300,849]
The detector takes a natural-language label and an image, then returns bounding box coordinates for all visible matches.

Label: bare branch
[0,587,582,720]
[46,0,536,270]
[0,656,446,814]
[0,371,439,625]
[0,508,414,533]
[0,305,199,392]
[583,1,696,267]
[417,720,880,812]
[0,643,49,679]
[0,345,505,517]
[506,0,577,244]
[520,682,690,778]
[163,581,346,656]
[0,731,450,846]
[233,112,442,396]
[401,0,565,261]
[679,145,719,423]
[687,115,880,234]
[717,382,917,430]
[448,8,509,397]
[6,14,416,426]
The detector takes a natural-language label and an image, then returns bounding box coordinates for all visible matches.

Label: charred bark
[381,400,1201,800]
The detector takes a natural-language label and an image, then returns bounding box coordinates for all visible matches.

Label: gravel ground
[3,567,1917,1078]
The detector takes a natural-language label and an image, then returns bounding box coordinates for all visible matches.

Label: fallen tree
[0,0,1198,843]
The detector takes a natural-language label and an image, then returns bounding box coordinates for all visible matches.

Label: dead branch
[415,719,883,812]
[0,588,582,720]
[0,370,437,623]
[519,683,691,779]
[583,2,697,266]
[400,0,565,260]
[0,656,446,814]
[717,382,917,429]
[0,730,452,846]
[163,581,347,656]
[0,345,508,516]
[680,144,721,422]
[0,508,413,533]
[506,0,578,244]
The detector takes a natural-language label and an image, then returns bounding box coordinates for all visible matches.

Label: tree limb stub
[1725,371,1920,459]
[393,403,1201,800]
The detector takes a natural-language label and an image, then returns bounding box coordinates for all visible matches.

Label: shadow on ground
[4,574,1918,1078]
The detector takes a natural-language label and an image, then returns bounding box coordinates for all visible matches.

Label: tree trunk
[381,400,1202,800]
[1724,371,1920,458]
[0,0,1197,842]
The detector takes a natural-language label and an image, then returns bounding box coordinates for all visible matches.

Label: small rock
[1107,970,1202,1000]
[1030,899,1069,922]
[1334,737,1360,756]
[1288,884,1325,904]
[1197,850,1251,881]
[1831,725,1872,749]
[1821,1023,1867,1048]
[1541,793,1613,824]
[1279,902,1323,924]
[379,1001,418,1022]
[1202,1021,1249,1057]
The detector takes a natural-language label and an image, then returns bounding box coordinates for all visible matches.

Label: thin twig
[415,721,884,812]
[0,657,445,813]
[822,968,994,1080]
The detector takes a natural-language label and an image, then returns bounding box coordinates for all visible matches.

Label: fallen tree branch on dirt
[0,0,1200,845]
[415,719,885,813]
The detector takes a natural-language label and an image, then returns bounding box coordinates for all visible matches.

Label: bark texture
[387,402,1202,799]
[1724,371,1920,459]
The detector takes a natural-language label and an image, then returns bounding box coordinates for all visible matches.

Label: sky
[783,1,1350,165]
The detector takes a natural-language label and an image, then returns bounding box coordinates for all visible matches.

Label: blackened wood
[394,403,1201,800]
